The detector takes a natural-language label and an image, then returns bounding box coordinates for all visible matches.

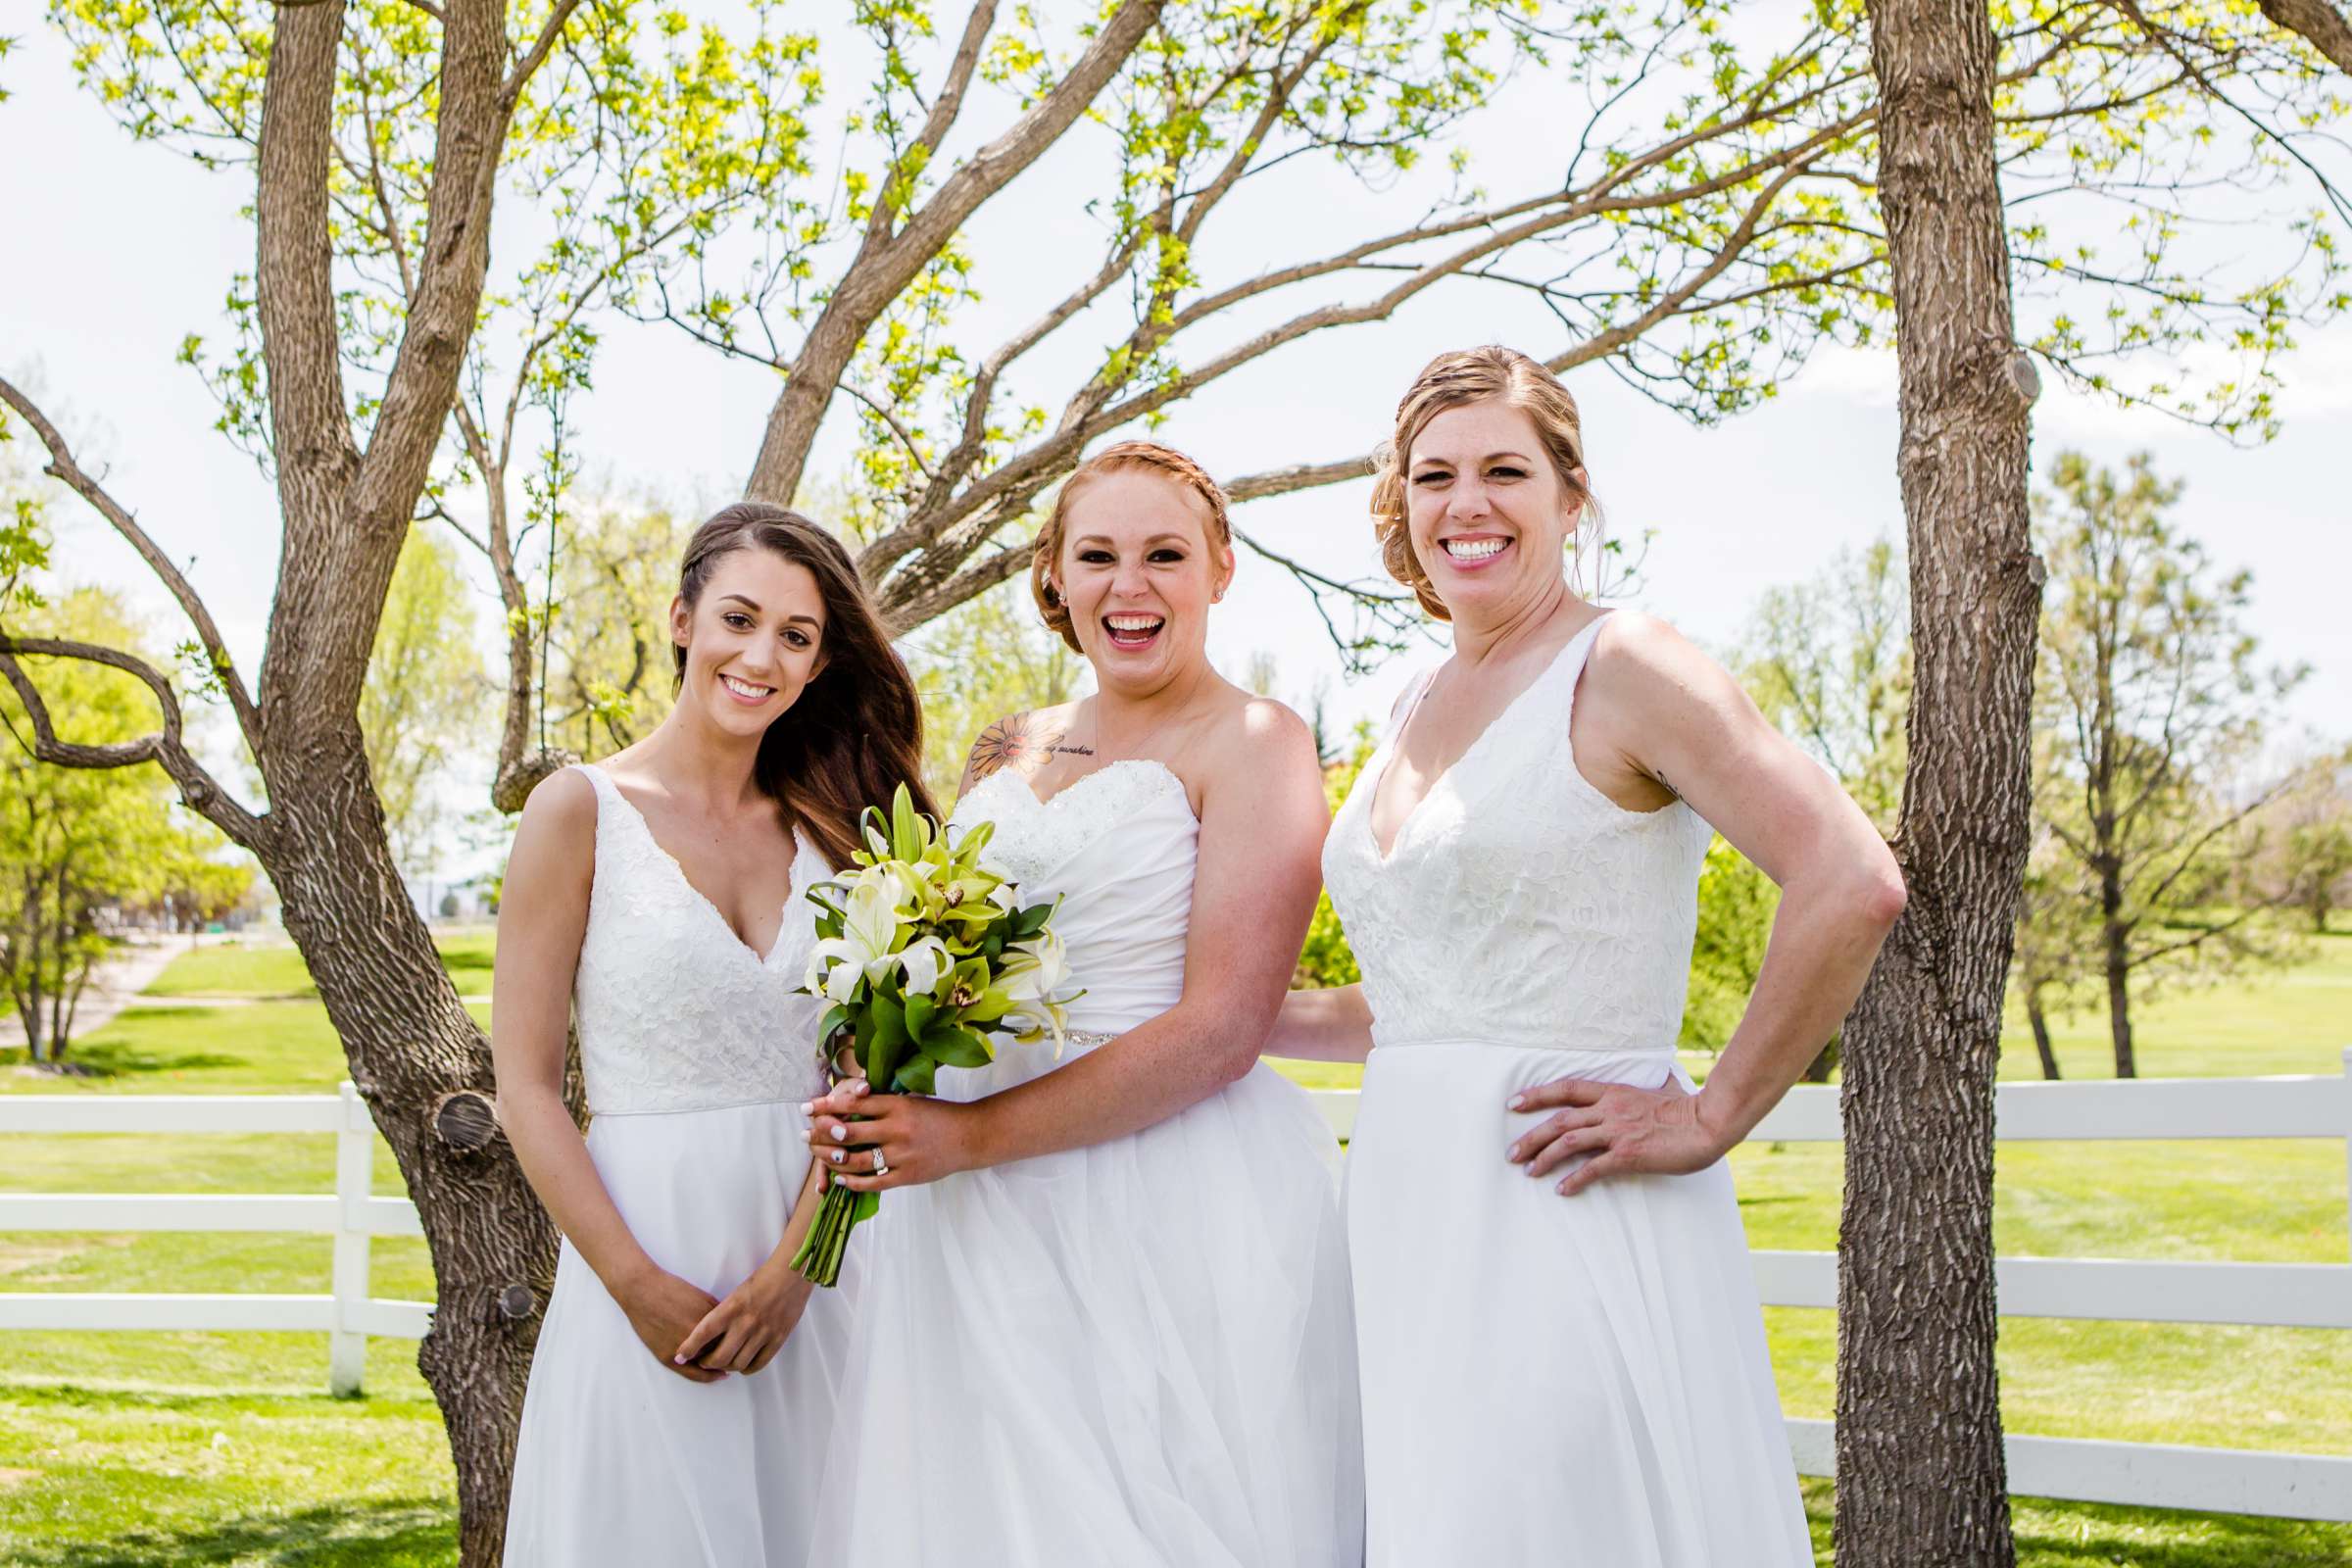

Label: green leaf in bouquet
[926,1024,994,1069]
[890,784,923,862]
[1009,900,1055,940]
[852,1189,881,1223]
[895,1054,937,1096]
[867,988,909,1092]
[903,991,937,1043]
[817,1004,851,1046]
[848,1004,879,1079]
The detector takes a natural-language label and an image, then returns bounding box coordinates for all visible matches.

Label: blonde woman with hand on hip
[1267,347,1906,1567]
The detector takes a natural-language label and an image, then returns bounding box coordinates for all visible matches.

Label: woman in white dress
[1267,347,1907,1565]
[801,441,1363,1565]
[494,505,935,1565]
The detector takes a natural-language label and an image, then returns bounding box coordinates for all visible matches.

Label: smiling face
[668,545,828,739]
[1404,397,1585,625]
[1049,466,1235,695]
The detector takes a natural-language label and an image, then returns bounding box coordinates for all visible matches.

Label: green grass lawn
[1,930,2347,1563]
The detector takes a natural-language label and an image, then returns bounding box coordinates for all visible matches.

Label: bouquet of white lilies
[790,785,1077,1286]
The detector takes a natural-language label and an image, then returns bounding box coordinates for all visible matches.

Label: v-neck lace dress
[808,760,1364,1566]
[1322,613,1810,1566]
[503,763,856,1567]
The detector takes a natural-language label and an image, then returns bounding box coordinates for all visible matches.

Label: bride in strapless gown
[810,760,1360,1563]
[802,441,1362,1565]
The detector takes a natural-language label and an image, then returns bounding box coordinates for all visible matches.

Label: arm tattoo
[960,712,1095,794]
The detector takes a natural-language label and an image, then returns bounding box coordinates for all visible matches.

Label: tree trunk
[2026,989,2061,1080]
[264,735,559,1566]
[1837,0,2040,1560]
[2102,908,2135,1078]
[1804,1034,1842,1084]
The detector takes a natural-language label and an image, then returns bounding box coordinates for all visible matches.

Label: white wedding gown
[503,763,855,1566]
[1323,613,1812,1565]
[810,760,1364,1566]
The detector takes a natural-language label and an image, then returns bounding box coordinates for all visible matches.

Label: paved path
[0,937,186,1053]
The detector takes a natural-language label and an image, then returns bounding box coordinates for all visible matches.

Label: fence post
[328,1080,372,1396]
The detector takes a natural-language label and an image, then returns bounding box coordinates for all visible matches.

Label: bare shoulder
[1583,609,1746,717]
[959,703,1080,794]
[1197,693,1322,799]
[502,766,599,910]
[1588,609,1717,685]
[515,765,600,844]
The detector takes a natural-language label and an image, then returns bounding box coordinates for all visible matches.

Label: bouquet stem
[790,1167,879,1287]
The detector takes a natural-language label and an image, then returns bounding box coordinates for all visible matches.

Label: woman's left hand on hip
[1504,1072,1727,1195]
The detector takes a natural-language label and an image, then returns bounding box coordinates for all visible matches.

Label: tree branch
[863,1,1000,245]
[2256,0,2352,74]
[746,0,1169,504]
[0,374,264,751]
[505,0,587,105]
[0,638,270,849]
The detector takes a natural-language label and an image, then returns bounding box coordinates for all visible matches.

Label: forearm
[744,1161,825,1304]
[498,1086,657,1292]
[1695,870,1898,1147]
[967,1002,1263,1168]
[1262,984,1376,1062]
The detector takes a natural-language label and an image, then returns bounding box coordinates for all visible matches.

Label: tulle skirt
[1346,1040,1809,1567]
[503,1101,857,1567]
[809,1062,1364,1565]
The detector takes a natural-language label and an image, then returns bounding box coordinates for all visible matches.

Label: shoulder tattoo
[960,713,1095,793]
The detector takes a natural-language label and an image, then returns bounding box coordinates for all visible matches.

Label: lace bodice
[1323,614,1715,1055]
[570,764,831,1114]
[939,760,1198,1099]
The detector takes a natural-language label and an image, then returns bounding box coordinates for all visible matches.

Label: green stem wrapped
[790,1179,862,1288]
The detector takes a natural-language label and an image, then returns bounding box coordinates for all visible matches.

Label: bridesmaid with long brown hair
[494,505,933,1566]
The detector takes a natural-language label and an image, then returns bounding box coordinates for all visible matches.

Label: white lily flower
[804,873,909,1004]
[898,935,952,998]
[997,931,1071,1004]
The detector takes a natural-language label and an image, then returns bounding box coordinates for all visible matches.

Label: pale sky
[4,8,2345,880]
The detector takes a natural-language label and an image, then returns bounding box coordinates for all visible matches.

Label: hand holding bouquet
[790,785,1077,1286]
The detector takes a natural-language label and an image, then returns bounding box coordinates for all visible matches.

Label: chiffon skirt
[1346,1040,1810,1567]
[503,1101,857,1567]
[809,1062,1365,1565]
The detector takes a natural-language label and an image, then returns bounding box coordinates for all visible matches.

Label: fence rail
[2,1055,2348,1519]
[0,1082,428,1395]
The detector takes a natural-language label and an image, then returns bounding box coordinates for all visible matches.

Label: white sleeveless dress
[1323,614,1811,1566]
[810,760,1364,1565]
[503,763,856,1566]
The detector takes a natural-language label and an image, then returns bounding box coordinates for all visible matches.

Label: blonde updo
[1368,345,1599,620]
[1031,440,1235,653]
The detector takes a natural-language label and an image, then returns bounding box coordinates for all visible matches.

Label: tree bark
[2026,989,2061,1080]
[263,735,560,1564]
[2102,894,2136,1078]
[2258,0,2352,74]
[1837,0,2040,1561]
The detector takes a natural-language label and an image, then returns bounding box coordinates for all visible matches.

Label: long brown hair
[673,504,936,867]
[1030,440,1234,653]
[1368,346,1600,620]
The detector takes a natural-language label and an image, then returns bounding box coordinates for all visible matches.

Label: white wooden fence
[0,1082,430,1396]
[0,1054,2347,1521]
